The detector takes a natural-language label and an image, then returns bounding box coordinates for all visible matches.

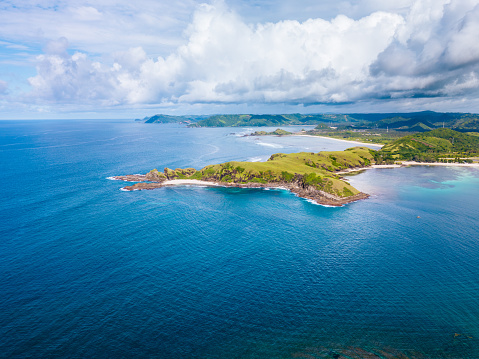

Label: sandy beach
[400,161,479,167]
[291,134,384,148]
[161,179,219,186]
[338,161,479,174]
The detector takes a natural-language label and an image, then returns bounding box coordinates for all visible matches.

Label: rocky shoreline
[111,175,369,206]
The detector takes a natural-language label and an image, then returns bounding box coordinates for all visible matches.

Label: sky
[1,0,479,119]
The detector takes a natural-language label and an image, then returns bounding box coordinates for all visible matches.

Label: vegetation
[141,112,479,135]
[149,147,375,199]
[134,129,479,203]
[376,128,479,163]
[189,113,360,127]
[306,127,408,145]
[138,114,206,124]
[250,128,292,136]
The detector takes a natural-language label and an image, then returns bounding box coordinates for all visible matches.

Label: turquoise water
[1,120,479,358]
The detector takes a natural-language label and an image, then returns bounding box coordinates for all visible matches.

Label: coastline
[401,161,479,167]
[289,134,384,148]
[112,177,368,207]
[163,179,219,186]
[112,162,478,206]
[338,161,479,174]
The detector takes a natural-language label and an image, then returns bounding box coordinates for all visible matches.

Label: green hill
[191,147,374,189]
[139,114,205,124]
[378,128,479,162]
[125,147,376,205]
[189,114,362,127]
[139,111,479,131]
[355,111,479,132]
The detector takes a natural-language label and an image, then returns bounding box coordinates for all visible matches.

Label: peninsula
[113,147,375,206]
[113,129,479,206]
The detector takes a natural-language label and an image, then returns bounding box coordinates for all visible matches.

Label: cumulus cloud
[370,0,479,99]
[0,0,197,55]
[26,0,479,108]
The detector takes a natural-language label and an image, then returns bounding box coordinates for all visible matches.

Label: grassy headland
[115,129,479,205]
[118,147,376,206]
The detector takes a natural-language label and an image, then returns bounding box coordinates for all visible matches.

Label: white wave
[304,198,339,208]
[120,188,129,191]
[231,131,251,137]
[247,157,264,162]
[198,143,220,159]
[235,128,255,136]
[106,176,120,181]
[268,186,288,191]
[256,142,284,148]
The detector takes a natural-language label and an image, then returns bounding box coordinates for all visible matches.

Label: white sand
[338,161,479,174]
[162,179,219,186]
[371,164,402,168]
[292,134,383,148]
[400,161,479,167]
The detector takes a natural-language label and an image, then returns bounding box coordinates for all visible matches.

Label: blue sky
[1,0,479,119]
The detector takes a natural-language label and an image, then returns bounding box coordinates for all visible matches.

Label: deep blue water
[1,120,479,358]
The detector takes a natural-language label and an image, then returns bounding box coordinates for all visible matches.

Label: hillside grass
[157,147,374,198]
[378,128,479,162]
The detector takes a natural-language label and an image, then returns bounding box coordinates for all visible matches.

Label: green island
[114,129,479,206]
[250,128,293,136]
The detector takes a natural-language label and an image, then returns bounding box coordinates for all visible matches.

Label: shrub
[281,171,294,182]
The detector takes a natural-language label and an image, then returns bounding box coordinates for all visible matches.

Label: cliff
[114,147,375,206]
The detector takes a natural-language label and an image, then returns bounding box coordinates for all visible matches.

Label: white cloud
[0,1,198,55]
[0,80,8,94]
[28,39,120,104]
[27,2,403,105]
[18,0,479,112]
[69,6,103,21]
[370,0,479,100]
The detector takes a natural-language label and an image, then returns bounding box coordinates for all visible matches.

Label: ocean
[1,120,479,358]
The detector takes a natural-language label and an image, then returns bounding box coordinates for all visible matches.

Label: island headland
[113,147,375,206]
[113,129,479,206]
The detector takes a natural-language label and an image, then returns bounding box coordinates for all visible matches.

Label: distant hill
[378,128,479,162]
[137,114,206,124]
[190,111,479,130]
[188,113,365,127]
[352,111,479,132]
[365,117,434,132]
[139,111,479,132]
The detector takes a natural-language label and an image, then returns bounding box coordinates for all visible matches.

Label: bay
[1,120,478,358]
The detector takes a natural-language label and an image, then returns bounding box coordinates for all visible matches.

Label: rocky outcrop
[219,181,370,206]
[114,173,369,206]
[112,174,147,182]
[163,167,178,179]
[290,187,369,206]
[123,182,164,191]
[145,169,167,182]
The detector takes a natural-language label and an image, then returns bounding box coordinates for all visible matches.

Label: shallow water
[1,120,478,358]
